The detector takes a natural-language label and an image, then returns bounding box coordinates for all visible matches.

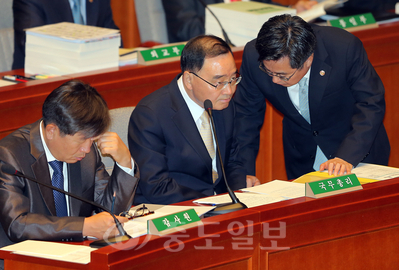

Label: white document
[0,240,96,264]
[123,204,215,237]
[241,180,305,199]
[0,79,18,87]
[25,22,120,43]
[193,192,286,208]
[298,0,347,22]
[352,163,399,181]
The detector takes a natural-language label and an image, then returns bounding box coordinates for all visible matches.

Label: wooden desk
[1,22,399,183]
[1,178,399,269]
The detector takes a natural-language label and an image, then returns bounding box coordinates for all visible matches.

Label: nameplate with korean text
[148,209,202,236]
[305,174,362,198]
[327,13,378,32]
[138,43,185,66]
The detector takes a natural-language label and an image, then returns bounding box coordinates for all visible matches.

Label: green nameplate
[305,174,363,198]
[328,13,378,32]
[148,208,202,236]
[138,43,185,66]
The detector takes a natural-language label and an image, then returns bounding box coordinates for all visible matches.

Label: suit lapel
[67,162,83,216]
[309,42,331,124]
[272,82,310,126]
[169,78,213,176]
[29,121,57,216]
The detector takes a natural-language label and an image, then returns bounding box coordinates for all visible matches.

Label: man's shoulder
[0,122,38,160]
[136,77,181,111]
[312,24,358,43]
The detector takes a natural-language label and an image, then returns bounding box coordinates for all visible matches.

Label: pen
[111,191,116,213]
[2,75,35,83]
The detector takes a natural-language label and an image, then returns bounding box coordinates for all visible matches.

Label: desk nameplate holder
[305,174,363,199]
[148,209,202,236]
[327,13,378,32]
[138,43,185,66]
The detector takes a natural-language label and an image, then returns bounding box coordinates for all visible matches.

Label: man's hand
[97,132,132,169]
[293,0,318,13]
[246,175,261,188]
[83,211,128,239]
[319,157,353,176]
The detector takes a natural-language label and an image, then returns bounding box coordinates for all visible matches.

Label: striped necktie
[49,160,68,217]
[199,111,218,182]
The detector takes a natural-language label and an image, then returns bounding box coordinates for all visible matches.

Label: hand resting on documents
[83,212,128,240]
[319,157,353,176]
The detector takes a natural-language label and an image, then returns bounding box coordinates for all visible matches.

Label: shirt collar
[177,75,205,122]
[39,120,57,163]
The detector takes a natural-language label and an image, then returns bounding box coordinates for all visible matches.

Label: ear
[183,71,194,90]
[305,53,314,68]
[45,123,58,141]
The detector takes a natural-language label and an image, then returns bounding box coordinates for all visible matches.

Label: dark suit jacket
[234,25,390,179]
[0,121,139,257]
[128,75,246,205]
[162,0,275,43]
[12,0,119,70]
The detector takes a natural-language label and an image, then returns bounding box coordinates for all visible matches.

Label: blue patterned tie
[72,0,84,24]
[49,161,68,217]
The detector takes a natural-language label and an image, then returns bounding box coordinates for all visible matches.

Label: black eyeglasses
[258,62,298,82]
[120,204,154,220]
[189,72,242,91]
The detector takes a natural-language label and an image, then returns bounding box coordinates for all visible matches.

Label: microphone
[203,99,247,216]
[198,0,235,47]
[0,163,131,248]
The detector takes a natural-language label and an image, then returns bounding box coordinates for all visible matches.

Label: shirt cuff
[116,158,135,176]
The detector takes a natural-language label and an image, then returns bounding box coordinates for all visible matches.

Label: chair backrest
[134,0,169,44]
[0,0,14,72]
[101,106,135,174]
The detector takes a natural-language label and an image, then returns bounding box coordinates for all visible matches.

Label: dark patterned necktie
[49,160,68,217]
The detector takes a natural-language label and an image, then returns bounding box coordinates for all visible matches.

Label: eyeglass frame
[258,62,299,82]
[189,71,242,91]
[119,204,154,220]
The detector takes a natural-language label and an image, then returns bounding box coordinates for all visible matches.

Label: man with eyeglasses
[234,14,390,180]
[128,35,259,205]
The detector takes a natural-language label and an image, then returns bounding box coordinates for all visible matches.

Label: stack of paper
[25,22,121,75]
[297,0,347,22]
[205,2,296,47]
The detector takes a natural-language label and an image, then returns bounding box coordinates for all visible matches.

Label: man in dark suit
[128,35,259,205]
[12,0,119,70]
[0,80,139,269]
[162,0,317,43]
[234,14,390,179]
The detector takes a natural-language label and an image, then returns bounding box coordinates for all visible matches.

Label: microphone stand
[1,164,131,248]
[204,101,247,216]
[198,0,235,47]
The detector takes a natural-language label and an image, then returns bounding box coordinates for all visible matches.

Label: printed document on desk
[0,240,95,264]
[193,192,286,208]
[241,180,305,199]
[352,163,399,180]
[298,0,347,22]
